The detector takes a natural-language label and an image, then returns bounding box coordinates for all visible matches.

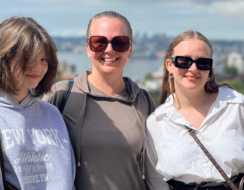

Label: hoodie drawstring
[76,94,87,167]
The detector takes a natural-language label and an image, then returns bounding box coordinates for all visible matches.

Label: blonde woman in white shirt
[146,30,244,190]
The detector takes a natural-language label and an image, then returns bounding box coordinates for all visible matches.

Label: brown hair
[86,11,133,43]
[159,30,233,105]
[0,16,58,97]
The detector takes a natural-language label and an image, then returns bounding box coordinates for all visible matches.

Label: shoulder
[36,99,67,127]
[51,80,70,93]
[146,95,175,129]
[42,80,71,107]
[36,99,61,114]
[137,89,157,114]
[147,102,166,126]
[218,87,244,104]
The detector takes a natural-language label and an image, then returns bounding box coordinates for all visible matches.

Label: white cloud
[211,1,244,16]
[193,0,244,18]
[51,29,87,37]
[1,0,244,39]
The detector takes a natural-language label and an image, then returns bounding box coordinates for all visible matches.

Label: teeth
[104,58,116,62]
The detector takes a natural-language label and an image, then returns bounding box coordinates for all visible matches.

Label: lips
[102,58,118,62]
[185,75,198,81]
[26,74,40,79]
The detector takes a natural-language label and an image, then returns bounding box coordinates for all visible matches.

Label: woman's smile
[185,75,199,81]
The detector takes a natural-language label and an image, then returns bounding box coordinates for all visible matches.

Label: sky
[1,0,244,40]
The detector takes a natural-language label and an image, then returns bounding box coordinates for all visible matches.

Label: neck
[9,89,29,103]
[174,87,207,109]
[88,69,125,96]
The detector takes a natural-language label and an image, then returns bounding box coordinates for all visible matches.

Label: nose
[188,62,198,71]
[104,41,114,53]
[29,60,42,72]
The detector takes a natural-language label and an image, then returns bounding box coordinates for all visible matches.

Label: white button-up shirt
[146,87,244,190]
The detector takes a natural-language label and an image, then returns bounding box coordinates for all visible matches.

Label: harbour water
[57,51,164,82]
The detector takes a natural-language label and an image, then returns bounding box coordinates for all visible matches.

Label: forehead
[89,17,129,38]
[173,39,212,58]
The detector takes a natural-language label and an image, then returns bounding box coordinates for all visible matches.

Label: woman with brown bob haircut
[0,16,57,98]
[0,16,75,190]
[146,30,244,190]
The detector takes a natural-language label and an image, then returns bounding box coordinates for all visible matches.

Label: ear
[128,44,133,59]
[166,58,174,73]
[86,43,92,58]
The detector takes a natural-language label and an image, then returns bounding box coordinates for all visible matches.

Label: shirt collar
[154,94,174,117]
[155,87,243,122]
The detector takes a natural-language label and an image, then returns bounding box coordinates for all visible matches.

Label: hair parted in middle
[159,30,233,105]
[86,10,133,43]
[0,16,58,97]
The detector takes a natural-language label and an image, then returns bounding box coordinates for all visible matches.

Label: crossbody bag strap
[184,126,241,190]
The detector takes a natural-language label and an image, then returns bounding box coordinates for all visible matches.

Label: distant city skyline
[2,0,244,40]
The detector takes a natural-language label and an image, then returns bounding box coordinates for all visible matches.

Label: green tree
[222,78,244,94]
[144,72,152,81]
[224,65,238,77]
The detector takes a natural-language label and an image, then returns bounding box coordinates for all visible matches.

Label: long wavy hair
[159,30,233,105]
[0,16,58,97]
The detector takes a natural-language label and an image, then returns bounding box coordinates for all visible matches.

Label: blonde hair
[159,30,233,104]
[86,11,133,42]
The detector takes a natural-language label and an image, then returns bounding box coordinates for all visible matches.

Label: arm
[70,145,76,190]
[146,116,168,190]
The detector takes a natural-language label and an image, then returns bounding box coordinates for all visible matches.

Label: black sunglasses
[88,35,131,52]
[170,56,213,70]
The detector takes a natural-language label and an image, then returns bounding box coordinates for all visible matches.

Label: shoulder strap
[141,88,151,116]
[60,80,74,114]
[185,126,241,190]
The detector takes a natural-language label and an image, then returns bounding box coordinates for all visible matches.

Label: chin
[102,68,122,75]
[185,84,205,91]
[28,84,39,90]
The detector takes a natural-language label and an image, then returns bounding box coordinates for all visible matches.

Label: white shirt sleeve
[146,116,168,190]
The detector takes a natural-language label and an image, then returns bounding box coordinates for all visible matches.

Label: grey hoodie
[0,91,75,190]
[43,71,156,190]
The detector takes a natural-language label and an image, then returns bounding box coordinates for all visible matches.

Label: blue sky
[2,0,244,40]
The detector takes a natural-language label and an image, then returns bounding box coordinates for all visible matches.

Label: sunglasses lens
[176,57,192,68]
[89,36,108,52]
[174,56,212,70]
[112,36,130,52]
[196,59,212,70]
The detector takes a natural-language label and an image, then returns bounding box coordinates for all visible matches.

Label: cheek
[43,64,49,75]
[201,70,209,78]
[91,52,102,61]
[174,68,187,76]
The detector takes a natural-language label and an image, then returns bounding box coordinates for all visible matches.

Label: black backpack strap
[141,88,151,116]
[60,80,74,113]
